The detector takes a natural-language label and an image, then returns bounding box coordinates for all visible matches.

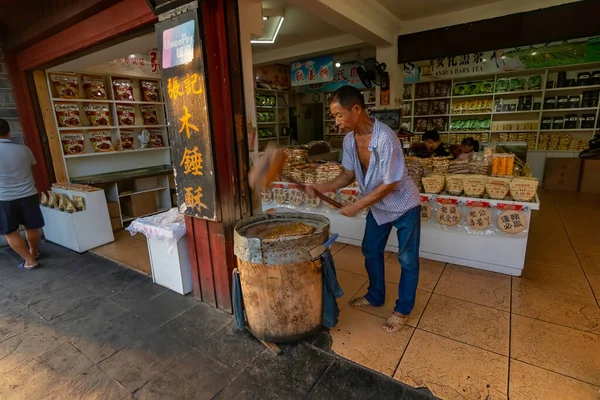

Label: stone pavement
[0,242,434,400]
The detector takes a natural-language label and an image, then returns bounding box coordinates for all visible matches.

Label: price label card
[463,175,488,197]
[466,207,492,231]
[445,175,464,195]
[422,175,445,194]
[509,178,538,202]
[306,195,321,208]
[288,189,304,206]
[437,204,461,226]
[421,202,432,222]
[498,210,527,234]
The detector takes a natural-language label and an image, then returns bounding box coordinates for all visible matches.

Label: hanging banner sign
[108,50,161,76]
[254,64,291,90]
[291,55,334,86]
[156,10,218,221]
[421,39,589,79]
[295,62,365,93]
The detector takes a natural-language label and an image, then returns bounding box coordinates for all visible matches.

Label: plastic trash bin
[127,208,192,295]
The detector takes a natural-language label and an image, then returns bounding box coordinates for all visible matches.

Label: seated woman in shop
[456,137,480,160]
[417,130,455,158]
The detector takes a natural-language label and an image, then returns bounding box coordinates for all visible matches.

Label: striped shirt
[341,118,420,225]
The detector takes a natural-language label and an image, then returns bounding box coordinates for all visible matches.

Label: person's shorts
[0,194,45,235]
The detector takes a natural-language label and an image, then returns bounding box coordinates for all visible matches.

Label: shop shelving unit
[255,88,290,151]
[45,72,174,226]
[324,89,376,149]
[401,63,600,153]
[45,72,173,180]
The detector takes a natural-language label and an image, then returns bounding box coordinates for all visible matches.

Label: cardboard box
[135,176,160,191]
[543,158,582,191]
[121,192,157,217]
[107,201,121,218]
[110,217,121,232]
[579,159,600,194]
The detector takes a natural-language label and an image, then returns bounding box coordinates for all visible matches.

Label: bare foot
[30,250,40,259]
[382,312,409,333]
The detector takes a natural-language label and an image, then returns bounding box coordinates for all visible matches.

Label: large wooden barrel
[234,212,330,343]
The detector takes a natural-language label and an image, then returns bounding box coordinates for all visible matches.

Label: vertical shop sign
[290,55,334,86]
[157,10,218,221]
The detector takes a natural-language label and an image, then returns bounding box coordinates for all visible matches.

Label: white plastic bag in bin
[126,208,186,253]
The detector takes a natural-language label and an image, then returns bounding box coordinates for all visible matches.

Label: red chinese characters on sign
[318,66,330,79]
[308,68,316,81]
[150,50,159,73]
[295,70,305,83]
[336,69,348,82]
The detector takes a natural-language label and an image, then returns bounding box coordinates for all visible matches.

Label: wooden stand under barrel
[234,213,330,343]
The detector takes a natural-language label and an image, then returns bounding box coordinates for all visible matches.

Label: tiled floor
[91,230,152,275]
[327,189,600,399]
[0,241,432,399]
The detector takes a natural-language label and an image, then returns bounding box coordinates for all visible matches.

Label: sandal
[349,297,382,308]
[382,313,409,333]
[18,261,40,271]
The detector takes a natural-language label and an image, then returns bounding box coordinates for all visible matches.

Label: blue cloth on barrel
[232,269,245,330]
[321,250,344,328]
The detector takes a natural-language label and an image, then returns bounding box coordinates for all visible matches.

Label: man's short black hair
[422,130,440,142]
[330,85,365,110]
[0,119,10,137]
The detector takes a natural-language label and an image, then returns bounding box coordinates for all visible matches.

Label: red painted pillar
[184,0,251,313]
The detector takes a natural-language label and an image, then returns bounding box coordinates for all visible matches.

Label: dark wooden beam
[398,0,600,64]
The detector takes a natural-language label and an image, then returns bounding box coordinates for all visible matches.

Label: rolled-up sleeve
[341,134,354,171]
[378,134,405,185]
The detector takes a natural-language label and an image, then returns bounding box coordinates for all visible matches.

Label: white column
[238,0,264,212]
[375,45,403,110]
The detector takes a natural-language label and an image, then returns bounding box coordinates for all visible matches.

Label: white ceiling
[376,0,504,21]
[49,34,159,78]
[252,0,344,54]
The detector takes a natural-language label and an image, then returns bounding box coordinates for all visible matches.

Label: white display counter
[262,192,539,277]
[41,188,114,253]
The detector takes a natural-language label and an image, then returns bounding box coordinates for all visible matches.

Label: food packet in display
[82,75,107,99]
[72,196,85,211]
[51,73,79,99]
[89,131,115,153]
[119,130,135,150]
[140,105,159,125]
[148,130,165,148]
[55,103,82,127]
[141,80,159,102]
[112,78,135,101]
[40,192,48,206]
[65,197,76,213]
[60,133,85,155]
[84,103,111,126]
[47,191,58,209]
[117,105,136,126]
[58,194,68,211]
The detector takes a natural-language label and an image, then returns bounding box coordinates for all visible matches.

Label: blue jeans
[362,205,421,315]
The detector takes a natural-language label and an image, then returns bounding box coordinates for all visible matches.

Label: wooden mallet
[249,143,343,209]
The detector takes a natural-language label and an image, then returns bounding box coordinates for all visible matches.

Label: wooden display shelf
[118,186,167,197]
[122,207,170,222]
[64,147,170,159]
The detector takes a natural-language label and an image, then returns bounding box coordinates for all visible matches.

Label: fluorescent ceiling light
[263,16,268,20]
[251,16,284,44]
[335,62,341,68]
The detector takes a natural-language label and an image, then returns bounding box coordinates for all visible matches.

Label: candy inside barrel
[233,212,330,343]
